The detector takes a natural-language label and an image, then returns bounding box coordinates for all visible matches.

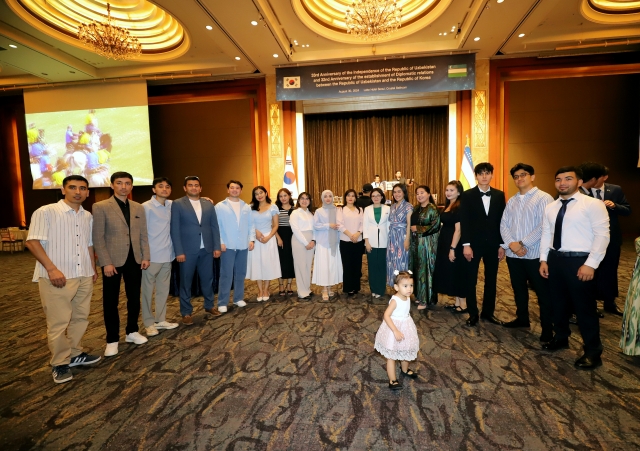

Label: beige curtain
[303,107,448,204]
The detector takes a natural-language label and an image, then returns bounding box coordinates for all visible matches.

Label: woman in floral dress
[386,184,413,287]
[620,236,640,356]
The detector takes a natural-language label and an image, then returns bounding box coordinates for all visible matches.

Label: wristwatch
[450,246,455,250]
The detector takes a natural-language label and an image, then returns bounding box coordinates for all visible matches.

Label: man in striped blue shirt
[500,163,554,342]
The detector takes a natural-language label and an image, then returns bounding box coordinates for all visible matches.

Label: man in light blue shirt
[215,180,255,313]
[141,177,179,335]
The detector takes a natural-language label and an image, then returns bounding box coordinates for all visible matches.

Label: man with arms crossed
[215,180,255,313]
[141,177,179,336]
[26,175,100,383]
[93,171,151,357]
[459,162,507,327]
[500,163,554,342]
[171,176,222,324]
[540,166,609,369]
[580,162,631,316]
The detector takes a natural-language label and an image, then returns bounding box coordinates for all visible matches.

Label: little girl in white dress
[374,270,420,390]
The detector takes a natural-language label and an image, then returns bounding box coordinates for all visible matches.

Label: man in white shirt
[141,177,179,336]
[371,175,382,189]
[26,175,100,384]
[539,166,610,369]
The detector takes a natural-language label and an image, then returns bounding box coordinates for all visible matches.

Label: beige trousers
[38,276,93,366]
[141,261,172,327]
[292,231,314,297]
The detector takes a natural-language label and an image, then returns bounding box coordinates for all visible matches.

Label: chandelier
[78,3,142,60]
[345,0,403,40]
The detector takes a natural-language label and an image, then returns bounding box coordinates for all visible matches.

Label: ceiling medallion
[345,0,402,40]
[78,3,141,60]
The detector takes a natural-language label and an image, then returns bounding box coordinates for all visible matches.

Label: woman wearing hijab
[312,190,343,300]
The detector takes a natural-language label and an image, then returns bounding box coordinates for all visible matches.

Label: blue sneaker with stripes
[69,352,101,367]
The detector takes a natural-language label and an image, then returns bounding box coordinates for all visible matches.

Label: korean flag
[284,76,300,89]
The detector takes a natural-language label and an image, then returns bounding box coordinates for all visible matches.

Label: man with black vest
[579,162,631,316]
[459,162,506,327]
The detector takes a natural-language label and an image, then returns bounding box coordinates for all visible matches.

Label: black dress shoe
[575,354,603,369]
[597,309,605,318]
[466,314,479,327]
[542,338,569,351]
[503,319,530,329]
[604,305,624,316]
[480,314,504,325]
[569,315,578,325]
[539,330,554,343]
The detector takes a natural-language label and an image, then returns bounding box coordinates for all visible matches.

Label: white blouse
[337,206,363,242]
[290,208,315,246]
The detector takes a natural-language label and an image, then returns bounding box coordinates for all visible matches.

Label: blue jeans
[178,248,214,316]
[217,248,248,307]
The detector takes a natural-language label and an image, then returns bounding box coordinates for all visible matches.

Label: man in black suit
[579,162,631,315]
[356,183,374,210]
[459,162,507,327]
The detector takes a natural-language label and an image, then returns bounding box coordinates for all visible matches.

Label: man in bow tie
[459,162,507,327]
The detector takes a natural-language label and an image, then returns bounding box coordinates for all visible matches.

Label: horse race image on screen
[25,106,154,189]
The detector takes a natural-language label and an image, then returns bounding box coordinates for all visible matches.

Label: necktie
[553,198,573,251]
[595,189,602,200]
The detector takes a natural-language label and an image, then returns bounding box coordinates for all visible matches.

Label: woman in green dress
[620,237,640,356]
[409,185,440,310]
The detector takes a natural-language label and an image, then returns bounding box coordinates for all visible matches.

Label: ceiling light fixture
[443,32,447,36]
[235,56,241,60]
[497,0,504,3]
[273,53,279,58]
[77,3,141,60]
[251,20,258,26]
[518,33,525,37]
[206,25,213,30]
[9,44,17,48]
[474,37,480,41]
[345,0,402,41]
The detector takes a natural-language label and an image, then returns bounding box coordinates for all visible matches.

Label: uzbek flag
[459,136,476,190]
[283,144,299,198]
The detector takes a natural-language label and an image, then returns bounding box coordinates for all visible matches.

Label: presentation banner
[276,53,475,101]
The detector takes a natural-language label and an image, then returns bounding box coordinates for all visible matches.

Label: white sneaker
[256,297,264,302]
[146,325,159,337]
[155,321,179,330]
[218,306,228,313]
[104,342,119,357]
[125,332,148,345]
[236,300,247,307]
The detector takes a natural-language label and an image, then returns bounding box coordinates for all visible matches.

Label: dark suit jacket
[170,196,221,256]
[459,186,506,248]
[356,195,373,210]
[581,184,631,246]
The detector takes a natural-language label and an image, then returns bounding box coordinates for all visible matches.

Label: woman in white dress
[246,186,281,301]
[290,192,316,300]
[312,190,343,301]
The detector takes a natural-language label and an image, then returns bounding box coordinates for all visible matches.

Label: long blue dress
[386,200,413,286]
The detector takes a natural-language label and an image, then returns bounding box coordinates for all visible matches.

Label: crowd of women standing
[245,181,470,310]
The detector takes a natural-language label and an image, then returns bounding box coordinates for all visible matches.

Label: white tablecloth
[4,228,28,251]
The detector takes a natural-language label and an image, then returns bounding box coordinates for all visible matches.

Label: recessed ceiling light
[205,25,213,30]
[9,44,17,48]
[235,56,241,60]
[474,37,480,41]
[497,0,504,3]
[273,53,278,58]
[443,32,447,36]
[439,33,442,36]
[518,33,525,38]
[251,20,258,26]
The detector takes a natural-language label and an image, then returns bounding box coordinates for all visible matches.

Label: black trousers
[505,257,552,333]
[464,243,499,317]
[340,240,364,293]
[102,251,142,343]
[548,252,602,356]
[595,244,621,307]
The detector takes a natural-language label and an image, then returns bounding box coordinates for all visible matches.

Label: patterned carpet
[1,245,639,451]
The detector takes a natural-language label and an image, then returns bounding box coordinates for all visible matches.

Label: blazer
[92,196,150,267]
[362,204,391,248]
[170,196,221,256]
[581,184,631,246]
[459,186,506,248]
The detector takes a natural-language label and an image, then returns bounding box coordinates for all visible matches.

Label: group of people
[25,158,637,387]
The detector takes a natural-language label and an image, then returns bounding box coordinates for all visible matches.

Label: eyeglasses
[513,172,529,180]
